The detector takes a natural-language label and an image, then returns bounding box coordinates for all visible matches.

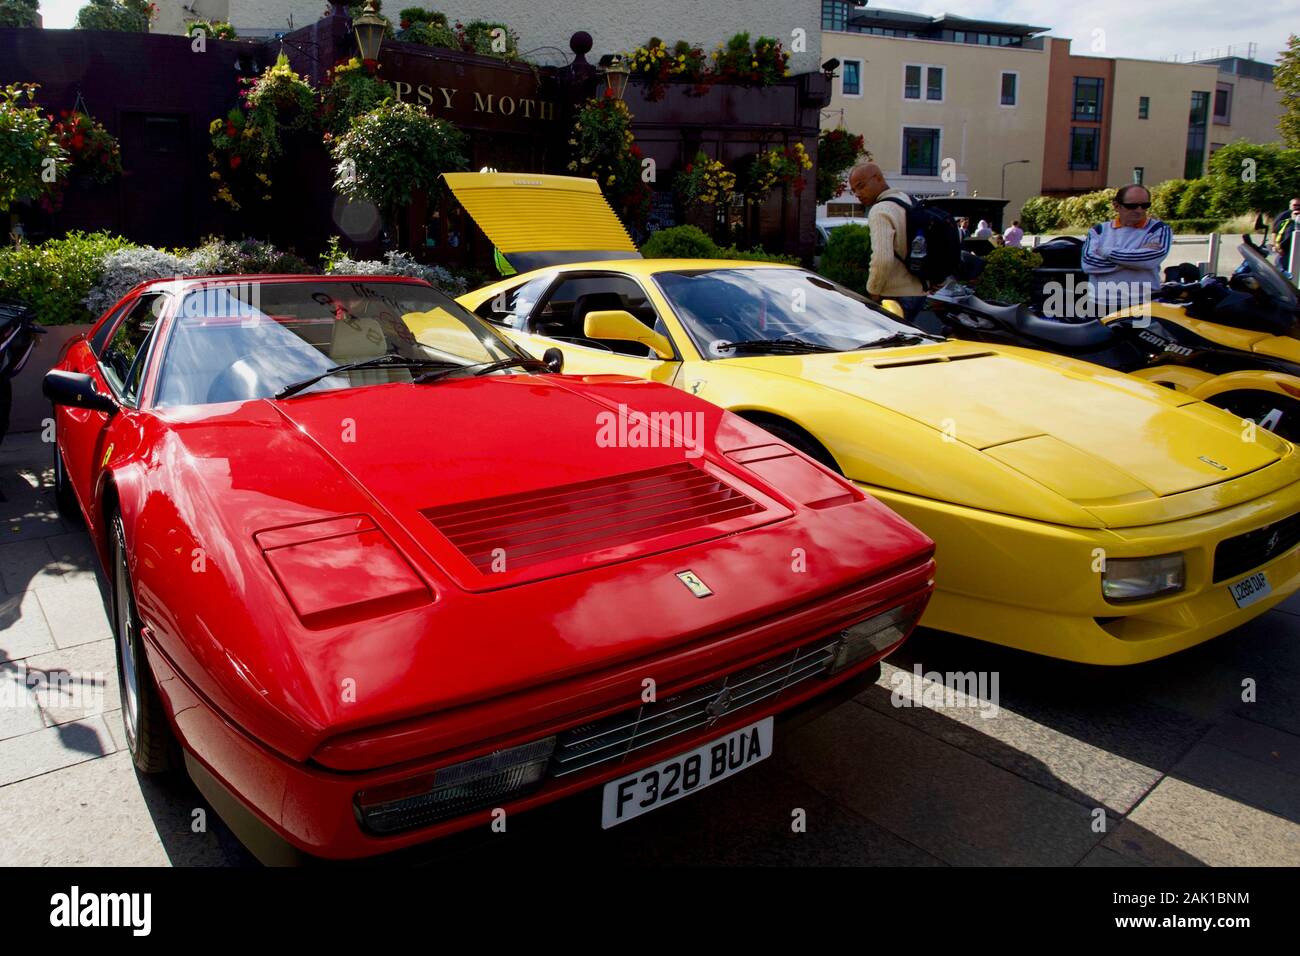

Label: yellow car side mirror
[584,310,674,359]
[880,299,906,320]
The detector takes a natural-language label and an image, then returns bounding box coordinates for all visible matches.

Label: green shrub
[818,223,872,295]
[716,245,799,264]
[640,225,719,258]
[974,246,1043,304]
[1206,141,1300,218]
[1175,179,1215,219]
[1058,189,1116,228]
[1164,218,1221,234]
[182,236,313,275]
[0,231,138,325]
[1151,178,1193,221]
[1019,195,1063,233]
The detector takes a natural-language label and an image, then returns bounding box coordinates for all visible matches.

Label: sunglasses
[1119,202,1152,210]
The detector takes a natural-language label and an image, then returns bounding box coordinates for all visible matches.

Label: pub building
[0,1,831,270]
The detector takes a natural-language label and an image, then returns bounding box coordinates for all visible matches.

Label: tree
[0,84,67,213]
[75,0,152,32]
[0,0,40,28]
[1206,141,1300,217]
[1279,34,1300,149]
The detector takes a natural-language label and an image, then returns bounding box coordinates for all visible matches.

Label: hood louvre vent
[423,463,762,573]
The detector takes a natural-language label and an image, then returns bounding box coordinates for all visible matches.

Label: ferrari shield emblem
[676,570,713,598]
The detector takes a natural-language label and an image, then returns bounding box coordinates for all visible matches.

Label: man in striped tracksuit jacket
[1081,184,1172,318]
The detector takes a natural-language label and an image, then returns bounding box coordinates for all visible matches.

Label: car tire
[751,419,843,474]
[110,508,177,774]
[52,438,82,523]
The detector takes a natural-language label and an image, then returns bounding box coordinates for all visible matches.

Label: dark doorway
[119,112,191,247]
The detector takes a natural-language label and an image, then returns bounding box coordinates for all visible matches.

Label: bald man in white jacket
[849,163,926,317]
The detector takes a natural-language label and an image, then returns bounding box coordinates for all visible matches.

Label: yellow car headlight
[1102,553,1186,603]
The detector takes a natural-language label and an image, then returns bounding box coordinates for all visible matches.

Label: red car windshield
[152,279,524,407]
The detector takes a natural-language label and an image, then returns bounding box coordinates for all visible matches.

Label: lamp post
[598,54,631,100]
[352,1,388,68]
[1001,159,1030,200]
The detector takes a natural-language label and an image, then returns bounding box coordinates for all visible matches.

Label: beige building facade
[1202,58,1286,153]
[821,30,1051,217]
[1107,57,1219,189]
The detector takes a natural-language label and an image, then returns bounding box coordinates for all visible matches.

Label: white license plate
[601,717,774,829]
[1229,571,1272,609]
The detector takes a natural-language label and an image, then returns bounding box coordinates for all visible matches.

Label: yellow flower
[208,119,221,134]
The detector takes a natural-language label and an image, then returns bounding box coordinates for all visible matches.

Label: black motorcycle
[0,301,45,444]
[912,235,1300,439]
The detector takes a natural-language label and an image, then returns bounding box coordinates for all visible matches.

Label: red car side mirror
[44,370,117,415]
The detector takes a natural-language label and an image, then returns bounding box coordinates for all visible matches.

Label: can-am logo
[1137,329,1194,356]
[49,886,151,936]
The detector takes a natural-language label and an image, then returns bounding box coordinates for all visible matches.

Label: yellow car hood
[727,343,1290,518]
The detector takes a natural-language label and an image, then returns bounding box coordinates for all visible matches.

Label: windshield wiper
[412,356,552,384]
[715,339,838,354]
[274,355,458,399]
[856,331,944,350]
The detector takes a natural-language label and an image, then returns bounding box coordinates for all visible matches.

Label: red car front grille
[422,462,762,574]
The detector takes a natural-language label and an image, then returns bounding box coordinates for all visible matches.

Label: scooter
[912,234,1300,439]
[0,301,44,444]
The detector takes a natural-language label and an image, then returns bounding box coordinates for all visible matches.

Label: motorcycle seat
[954,294,1115,350]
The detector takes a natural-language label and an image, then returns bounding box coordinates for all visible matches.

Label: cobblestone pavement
[0,430,1296,867]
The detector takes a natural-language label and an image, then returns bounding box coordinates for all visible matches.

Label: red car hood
[143,376,931,762]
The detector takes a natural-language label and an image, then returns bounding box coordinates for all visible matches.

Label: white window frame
[841,58,863,99]
[999,70,1019,108]
[899,124,944,178]
[903,63,945,103]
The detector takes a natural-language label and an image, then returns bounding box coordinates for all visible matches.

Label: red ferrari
[44,274,934,861]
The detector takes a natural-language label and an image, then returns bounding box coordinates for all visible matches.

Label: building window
[1214,83,1232,124]
[1000,72,1018,106]
[1133,167,1145,185]
[1069,127,1100,170]
[1138,96,1150,120]
[1073,77,1104,120]
[904,65,922,99]
[902,127,941,176]
[842,59,862,97]
[1185,90,1210,179]
[927,67,944,101]
[821,0,849,31]
[904,65,943,101]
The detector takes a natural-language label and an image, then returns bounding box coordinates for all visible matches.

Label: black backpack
[880,196,962,289]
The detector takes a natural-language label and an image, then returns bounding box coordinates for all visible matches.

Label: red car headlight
[355,737,557,834]
[829,596,929,674]
[255,515,431,626]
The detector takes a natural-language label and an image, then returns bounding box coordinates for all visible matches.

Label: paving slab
[774,700,1109,866]
[0,715,115,787]
[0,662,47,742]
[862,660,1186,816]
[1102,775,1300,866]
[0,538,68,595]
[23,638,119,727]
[35,577,112,650]
[0,589,57,664]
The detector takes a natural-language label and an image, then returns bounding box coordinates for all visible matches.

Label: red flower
[604,87,614,99]
[226,121,237,136]
[229,155,242,169]
[71,134,85,150]
[60,109,69,118]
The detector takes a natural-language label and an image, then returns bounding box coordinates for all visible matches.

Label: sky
[35,0,1299,64]
[900,0,1295,64]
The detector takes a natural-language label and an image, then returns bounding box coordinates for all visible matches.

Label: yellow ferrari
[447,172,1300,664]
